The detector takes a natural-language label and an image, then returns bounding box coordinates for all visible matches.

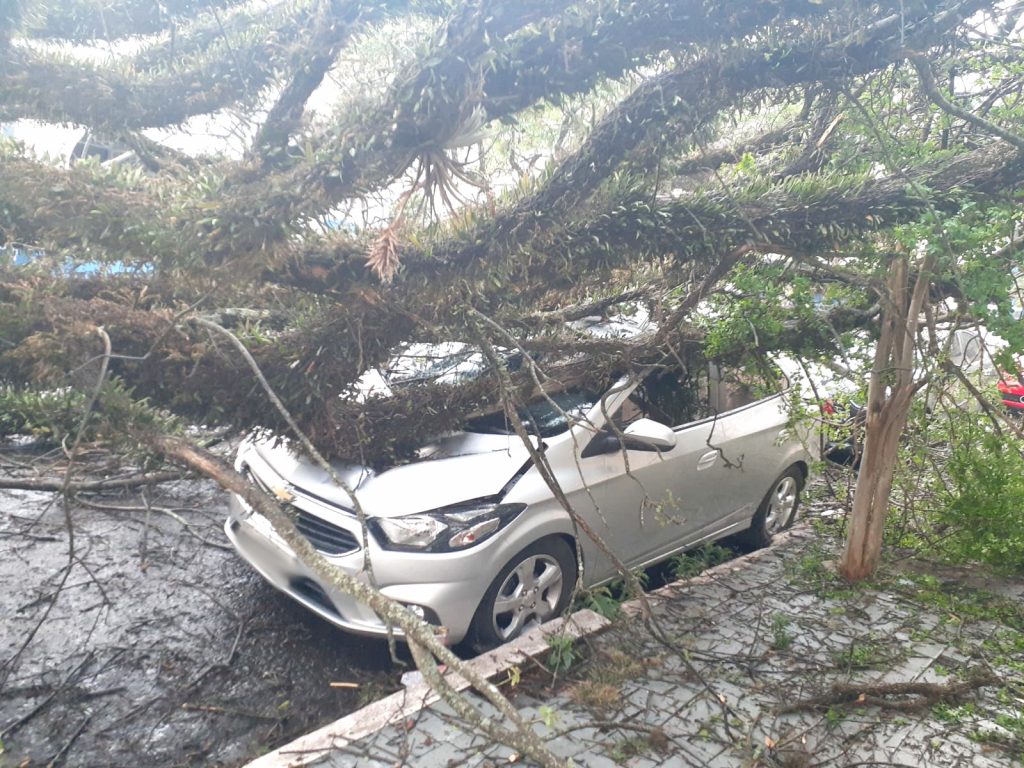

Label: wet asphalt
[0,464,402,768]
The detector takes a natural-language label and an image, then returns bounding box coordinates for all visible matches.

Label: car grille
[290,577,338,615]
[241,466,360,555]
[292,507,360,556]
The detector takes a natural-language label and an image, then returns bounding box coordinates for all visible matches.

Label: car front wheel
[468,537,576,651]
[737,465,803,551]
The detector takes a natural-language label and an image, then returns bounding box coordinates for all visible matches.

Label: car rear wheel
[737,466,803,551]
[468,537,576,652]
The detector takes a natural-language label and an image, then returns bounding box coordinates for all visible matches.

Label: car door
[695,362,798,529]
[568,360,795,583]
[567,366,735,583]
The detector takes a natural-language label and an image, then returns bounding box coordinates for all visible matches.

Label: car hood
[251,431,535,517]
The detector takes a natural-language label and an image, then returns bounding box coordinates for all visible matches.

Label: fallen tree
[2,0,1024,760]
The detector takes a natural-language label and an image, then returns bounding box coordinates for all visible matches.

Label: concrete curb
[622,524,813,616]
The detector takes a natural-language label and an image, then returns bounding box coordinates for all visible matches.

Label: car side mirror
[623,418,677,452]
[581,418,678,458]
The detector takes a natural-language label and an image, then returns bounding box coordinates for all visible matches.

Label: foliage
[0,379,180,449]
[4,2,1024,763]
[935,420,1024,572]
[0,0,1022,598]
[0,1,1019,464]
[545,633,578,675]
[881,399,1024,574]
[669,543,734,580]
[575,584,621,620]
[0,385,85,439]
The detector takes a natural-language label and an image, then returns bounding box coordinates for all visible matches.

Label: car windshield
[385,342,488,386]
[466,390,599,438]
[355,343,600,436]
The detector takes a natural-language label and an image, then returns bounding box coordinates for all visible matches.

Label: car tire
[737,465,804,551]
[467,537,576,652]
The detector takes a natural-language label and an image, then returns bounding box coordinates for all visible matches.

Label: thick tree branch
[908,51,1024,151]
[193,0,839,253]
[20,0,245,41]
[249,0,363,164]
[0,470,184,492]
[0,2,337,129]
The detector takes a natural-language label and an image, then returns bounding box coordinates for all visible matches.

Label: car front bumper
[224,495,493,643]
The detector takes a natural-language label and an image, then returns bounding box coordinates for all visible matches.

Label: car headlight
[370,502,526,552]
[374,515,449,549]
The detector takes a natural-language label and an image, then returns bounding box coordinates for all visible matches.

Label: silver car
[225,352,813,649]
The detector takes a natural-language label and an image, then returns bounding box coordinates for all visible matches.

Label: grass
[875,569,1024,668]
[933,701,977,724]
[669,543,734,579]
[831,635,905,670]
[572,542,738,622]
[899,573,1024,630]
[567,649,654,714]
[770,614,794,650]
[569,680,621,711]
[967,705,1024,761]
[785,544,858,600]
[609,735,651,762]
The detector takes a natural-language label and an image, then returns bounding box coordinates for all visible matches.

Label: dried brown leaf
[366,227,401,283]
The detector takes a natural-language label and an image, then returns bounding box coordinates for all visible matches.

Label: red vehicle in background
[998,373,1024,411]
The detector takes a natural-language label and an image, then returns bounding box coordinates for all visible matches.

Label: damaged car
[225,343,814,649]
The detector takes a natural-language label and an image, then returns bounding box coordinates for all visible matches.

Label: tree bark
[839,251,933,581]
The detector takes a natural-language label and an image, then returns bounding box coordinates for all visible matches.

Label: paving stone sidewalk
[250,526,1024,768]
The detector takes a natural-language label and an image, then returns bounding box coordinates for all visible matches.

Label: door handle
[697,451,718,471]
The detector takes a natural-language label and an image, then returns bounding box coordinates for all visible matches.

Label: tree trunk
[839,251,933,581]
[838,388,915,580]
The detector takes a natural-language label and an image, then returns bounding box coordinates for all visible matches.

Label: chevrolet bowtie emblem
[271,485,295,503]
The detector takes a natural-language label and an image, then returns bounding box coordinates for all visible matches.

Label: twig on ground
[16,579,95,613]
[0,652,94,739]
[225,617,247,665]
[0,530,59,542]
[181,702,279,721]
[1,330,112,689]
[0,470,185,492]
[778,670,1001,713]
[0,562,72,688]
[46,714,91,768]
[139,489,152,566]
[74,497,231,551]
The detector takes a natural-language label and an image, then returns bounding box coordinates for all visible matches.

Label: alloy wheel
[491,553,564,641]
[764,475,798,533]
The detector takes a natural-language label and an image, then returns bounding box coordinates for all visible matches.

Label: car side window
[710,360,786,413]
[619,366,713,428]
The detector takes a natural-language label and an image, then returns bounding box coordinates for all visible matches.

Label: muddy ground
[0,443,405,768]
